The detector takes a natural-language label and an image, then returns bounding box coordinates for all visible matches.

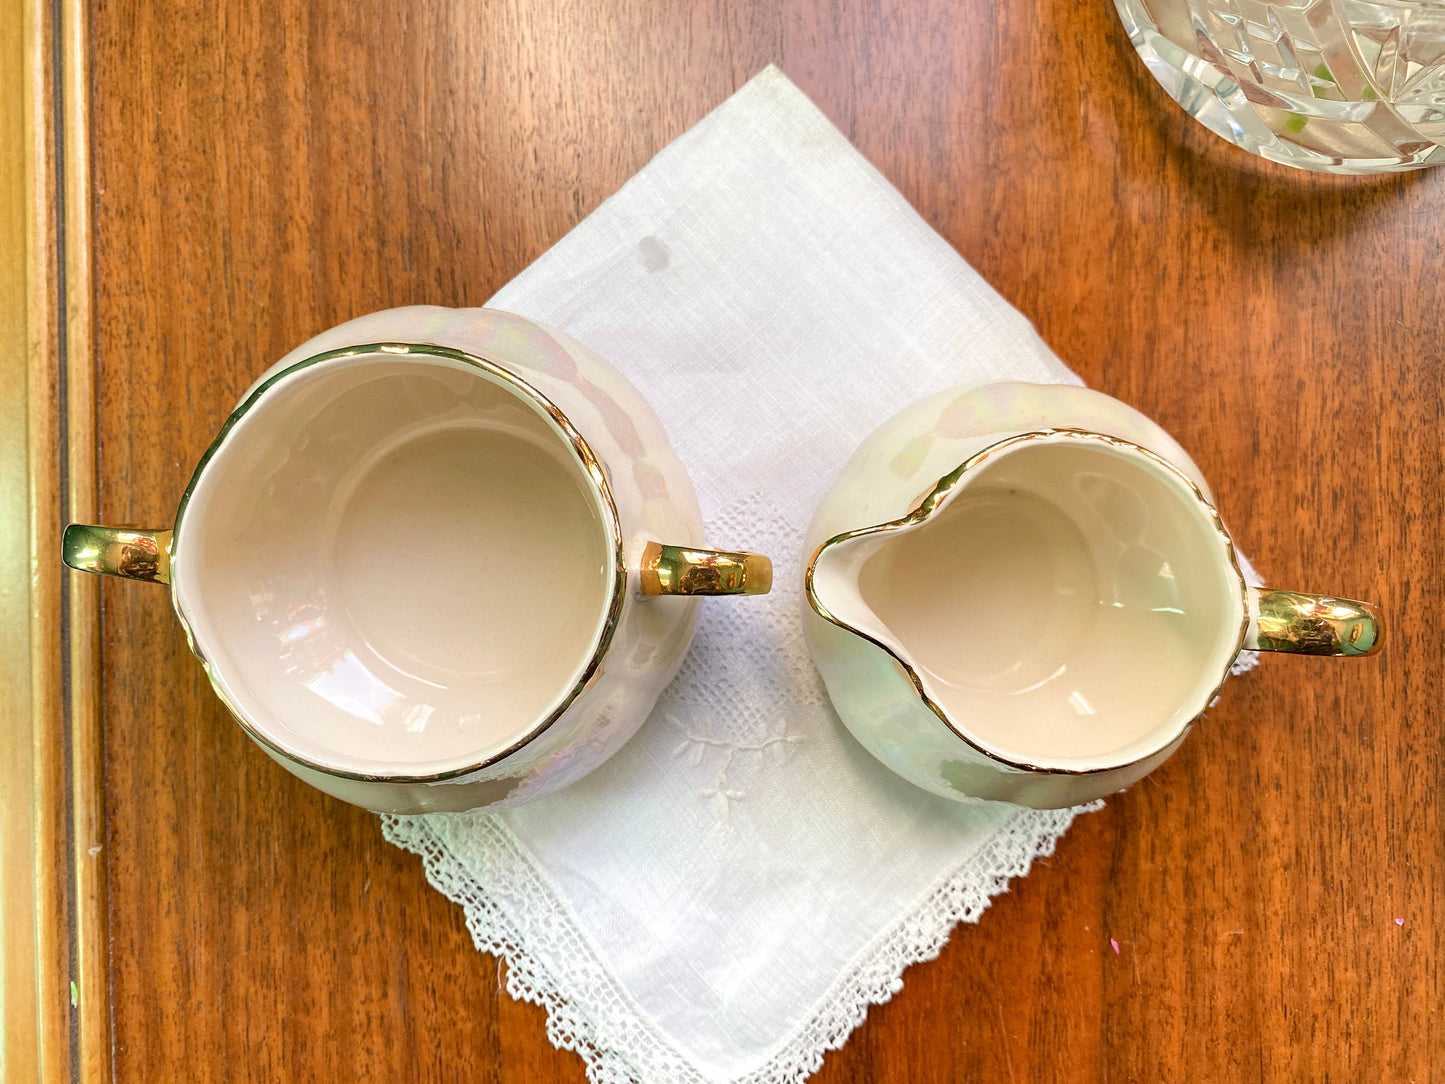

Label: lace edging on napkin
[379,556,1261,1084]
[382,805,1096,1084]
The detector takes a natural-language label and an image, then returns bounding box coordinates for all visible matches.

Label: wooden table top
[27,0,1445,1079]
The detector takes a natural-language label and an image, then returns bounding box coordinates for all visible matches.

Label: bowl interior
[173,352,616,777]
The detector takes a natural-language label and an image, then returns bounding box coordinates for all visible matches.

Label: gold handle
[638,541,772,596]
[1245,587,1381,657]
[62,525,173,585]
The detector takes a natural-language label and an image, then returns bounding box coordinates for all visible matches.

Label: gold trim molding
[1,0,109,1077]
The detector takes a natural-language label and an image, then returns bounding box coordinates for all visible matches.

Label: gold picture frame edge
[1,0,109,1078]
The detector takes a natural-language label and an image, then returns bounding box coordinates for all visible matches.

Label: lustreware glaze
[804,382,1381,809]
[64,307,772,813]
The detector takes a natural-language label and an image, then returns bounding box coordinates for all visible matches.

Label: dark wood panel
[90,0,1443,1080]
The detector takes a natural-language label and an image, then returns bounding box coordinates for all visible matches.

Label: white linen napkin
[382,65,1253,1084]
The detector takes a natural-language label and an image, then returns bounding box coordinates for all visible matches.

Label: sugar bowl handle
[638,541,772,596]
[62,525,173,585]
[1244,587,1382,657]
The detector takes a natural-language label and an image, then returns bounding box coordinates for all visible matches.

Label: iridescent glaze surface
[804,383,1380,808]
[65,307,774,813]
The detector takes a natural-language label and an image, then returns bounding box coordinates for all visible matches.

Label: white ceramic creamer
[804,382,1380,809]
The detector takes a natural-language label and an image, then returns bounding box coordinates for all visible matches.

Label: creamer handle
[1244,587,1381,656]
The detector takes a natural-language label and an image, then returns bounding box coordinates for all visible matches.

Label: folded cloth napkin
[383,65,1254,1084]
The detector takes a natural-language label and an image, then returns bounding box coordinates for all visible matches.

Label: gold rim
[804,429,1252,776]
[167,342,629,785]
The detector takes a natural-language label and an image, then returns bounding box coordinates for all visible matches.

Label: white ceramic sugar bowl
[64,307,772,814]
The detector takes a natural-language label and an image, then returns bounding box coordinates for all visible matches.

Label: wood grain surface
[81,0,1442,1080]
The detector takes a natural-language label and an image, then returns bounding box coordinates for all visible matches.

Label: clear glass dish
[1116,0,1445,172]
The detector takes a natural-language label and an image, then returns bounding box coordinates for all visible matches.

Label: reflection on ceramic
[63,307,771,814]
[803,383,1381,810]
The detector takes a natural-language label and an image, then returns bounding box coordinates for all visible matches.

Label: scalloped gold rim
[167,342,629,786]
[804,429,1251,777]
